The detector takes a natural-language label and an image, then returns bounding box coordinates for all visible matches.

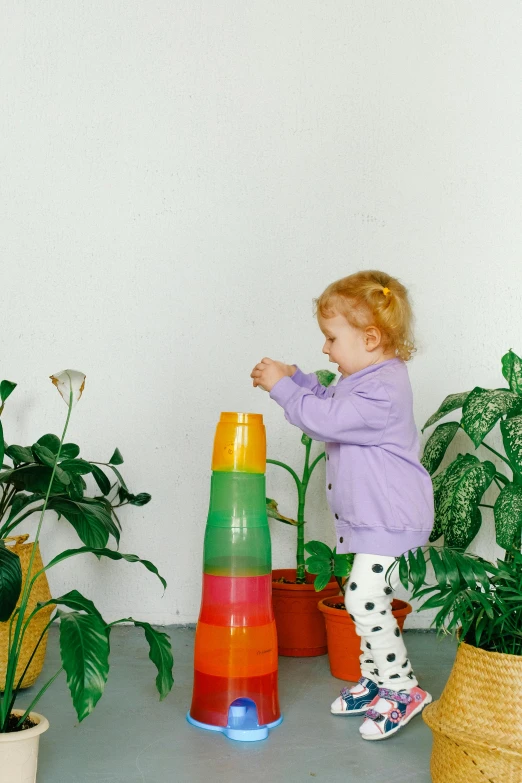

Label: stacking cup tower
[187,412,282,741]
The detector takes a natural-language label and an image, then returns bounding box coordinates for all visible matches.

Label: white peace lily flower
[50,370,86,407]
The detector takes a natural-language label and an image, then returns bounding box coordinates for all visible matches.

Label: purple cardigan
[269,358,435,557]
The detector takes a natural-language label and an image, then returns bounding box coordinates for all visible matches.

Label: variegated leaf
[501,349,522,396]
[436,454,495,548]
[421,421,460,475]
[461,387,522,448]
[494,483,522,550]
[500,414,522,476]
[421,391,471,433]
[428,472,446,542]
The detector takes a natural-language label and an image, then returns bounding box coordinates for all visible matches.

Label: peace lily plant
[0,370,173,734]
[266,369,336,584]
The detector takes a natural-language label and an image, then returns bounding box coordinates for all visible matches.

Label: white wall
[1,2,521,627]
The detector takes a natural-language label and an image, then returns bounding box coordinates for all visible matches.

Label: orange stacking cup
[211,412,266,473]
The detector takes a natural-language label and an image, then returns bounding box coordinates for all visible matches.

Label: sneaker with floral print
[359,686,432,740]
[330,677,380,716]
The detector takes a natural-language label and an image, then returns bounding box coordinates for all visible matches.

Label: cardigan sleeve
[269,375,391,445]
[288,365,332,399]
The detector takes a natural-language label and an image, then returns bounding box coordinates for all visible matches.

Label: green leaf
[5,445,35,464]
[421,422,460,475]
[4,492,43,526]
[37,589,104,622]
[46,497,119,548]
[59,611,110,722]
[304,541,332,558]
[454,552,479,590]
[0,380,17,404]
[0,546,22,621]
[109,448,124,465]
[127,492,151,507]
[59,459,93,476]
[5,465,68,494]
[313,571,332,592]
[124,620,174,699]
[461,387,522,448]
[66,474,86,501]
[408,549,422,591]
[32,444,71,486]
[501,414,522,477]
[441,549,461,593]
[265,498,299,526]
[60,443,80,460]
[90,465,111,495]
[429,547,448,588]
[421,391,471,433]
[333,553,353,577]
[301,432,312,447]
[415,546,427,588]
[494,484,522,551]
[305,555,331,574]
[398,555,409,589]
[36,434,61,455]
[501,350,522,395]
[435,454,495,548]
[43,547,167,590]
[315,370,337,388]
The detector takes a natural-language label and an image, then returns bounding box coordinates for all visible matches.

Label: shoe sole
[360,694,433,741]
[331,705,369,716]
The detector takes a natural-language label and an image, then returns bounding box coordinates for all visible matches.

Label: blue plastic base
[187,698,283,742]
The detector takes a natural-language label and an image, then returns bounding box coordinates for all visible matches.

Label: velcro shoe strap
[378,688,412,705]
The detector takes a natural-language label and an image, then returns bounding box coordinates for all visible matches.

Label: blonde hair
[313,270,417,362]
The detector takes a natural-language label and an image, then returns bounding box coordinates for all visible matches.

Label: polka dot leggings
[344,553,418,691]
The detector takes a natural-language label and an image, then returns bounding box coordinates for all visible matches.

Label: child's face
[318,311,390,377]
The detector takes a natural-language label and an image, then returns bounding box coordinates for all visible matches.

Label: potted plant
[305,541,412,680]
[386,347,522,780]
[0,377,151,690]
[393,543,522,782]
[0,370,174,781]
[267,369,342,656]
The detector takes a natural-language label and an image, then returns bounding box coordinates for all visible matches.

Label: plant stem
[15,668,64,727]
[266,459,301,493]
[481,441,514,472]
[0,386,73,730]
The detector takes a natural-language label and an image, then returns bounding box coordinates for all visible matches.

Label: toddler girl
[250,270,435,741]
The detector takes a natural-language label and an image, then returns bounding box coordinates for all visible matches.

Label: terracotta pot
[272,568,341,656]
[318,595,413,680]
[0,709,49,782]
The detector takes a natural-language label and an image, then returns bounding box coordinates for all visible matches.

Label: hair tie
[382,287,391,297]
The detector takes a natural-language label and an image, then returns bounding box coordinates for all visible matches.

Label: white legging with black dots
[343,553,418,691]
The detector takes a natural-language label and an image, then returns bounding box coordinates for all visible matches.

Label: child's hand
[250,358,295,392]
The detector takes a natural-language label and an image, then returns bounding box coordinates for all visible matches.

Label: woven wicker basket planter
[423,638,522,783]
[0,535,53,690]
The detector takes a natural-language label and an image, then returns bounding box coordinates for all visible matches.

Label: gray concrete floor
[27,626,457,782]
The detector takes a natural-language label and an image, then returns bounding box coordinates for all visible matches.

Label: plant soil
[5,714,37,733]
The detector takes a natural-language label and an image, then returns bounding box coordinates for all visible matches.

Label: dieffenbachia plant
[420,348,522,554]
[0,371,173,733]
[266,369,336,584]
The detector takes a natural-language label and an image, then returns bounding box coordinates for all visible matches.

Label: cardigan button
[339,536,344,543]
[335,514,339,519]
[327,454,329,460]
[328,484,332,490]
